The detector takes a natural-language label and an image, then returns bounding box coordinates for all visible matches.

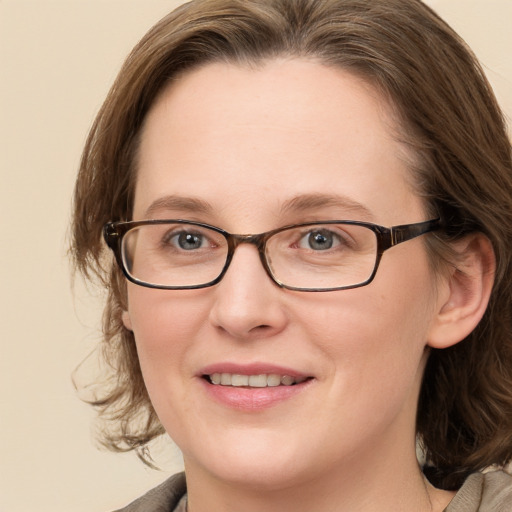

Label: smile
[205,373,310,387]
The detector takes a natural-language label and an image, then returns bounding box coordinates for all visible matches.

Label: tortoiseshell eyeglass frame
[103,218,441,292]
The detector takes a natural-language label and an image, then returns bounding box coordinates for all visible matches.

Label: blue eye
[299,229,339,251]
[171,231,207,250]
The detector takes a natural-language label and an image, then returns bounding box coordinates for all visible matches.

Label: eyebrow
[280,193,375,220]
[143,192,374,221]
[144,195,214,217]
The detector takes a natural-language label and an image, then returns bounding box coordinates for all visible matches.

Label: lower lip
[200,378,313,411]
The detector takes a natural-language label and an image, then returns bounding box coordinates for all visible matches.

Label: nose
[208,243,289,340]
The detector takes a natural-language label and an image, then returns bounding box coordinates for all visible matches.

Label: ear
[427,233,495,349]
[122,310,133,331]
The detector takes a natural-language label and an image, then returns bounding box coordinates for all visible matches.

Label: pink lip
[198,362,314,411]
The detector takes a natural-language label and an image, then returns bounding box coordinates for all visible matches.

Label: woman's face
[124,59,443,489]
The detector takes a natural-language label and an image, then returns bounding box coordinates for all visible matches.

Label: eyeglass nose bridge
[218,232,283,288]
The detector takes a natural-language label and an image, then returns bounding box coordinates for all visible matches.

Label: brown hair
[71,0,512,489]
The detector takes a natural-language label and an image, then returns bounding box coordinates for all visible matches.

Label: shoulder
[112,472,187,512]
[446,470,512,512]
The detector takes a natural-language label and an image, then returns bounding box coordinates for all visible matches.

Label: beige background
[1,1,510,511]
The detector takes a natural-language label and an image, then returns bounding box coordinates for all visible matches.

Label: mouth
[203,373,311,388]
[199,365,314,410]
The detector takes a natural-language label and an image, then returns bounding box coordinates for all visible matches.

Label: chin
[202,460,310,492]
[183,434,315,491]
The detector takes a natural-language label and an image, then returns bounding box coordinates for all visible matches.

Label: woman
[71,0,512,510]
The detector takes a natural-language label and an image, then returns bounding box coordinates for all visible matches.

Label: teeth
[281,375,295,386]
[231,374,249,386]
[248,374,267,387]
[208,373,308,387]
[267,374,281,387]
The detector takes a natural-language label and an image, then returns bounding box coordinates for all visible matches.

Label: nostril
[252,324,272,332]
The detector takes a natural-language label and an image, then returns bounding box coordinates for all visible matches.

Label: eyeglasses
[103,218,440,292]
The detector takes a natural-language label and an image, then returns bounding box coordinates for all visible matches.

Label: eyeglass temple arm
[103,223,120,249]
[390,218,440,246]
[103,223,127,270]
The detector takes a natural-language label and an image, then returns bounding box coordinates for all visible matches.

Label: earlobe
[427,234,495,349]
[122,310,133,331]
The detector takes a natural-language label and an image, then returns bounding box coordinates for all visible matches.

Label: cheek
[123,287,217,447]
[301,264,433,348]
[127,286,205,334]
[124,287,208,384]
[298,248,436,397]
[301,290,429,375]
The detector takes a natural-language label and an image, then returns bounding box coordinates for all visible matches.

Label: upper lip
[199,362,310,378]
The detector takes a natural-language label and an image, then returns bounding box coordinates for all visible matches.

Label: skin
[122,58,493,512]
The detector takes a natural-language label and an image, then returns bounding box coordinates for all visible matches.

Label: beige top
[114,470,512,512]
[445,471,512,512]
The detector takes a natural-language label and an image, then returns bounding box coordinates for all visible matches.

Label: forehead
[134,58,423,228]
